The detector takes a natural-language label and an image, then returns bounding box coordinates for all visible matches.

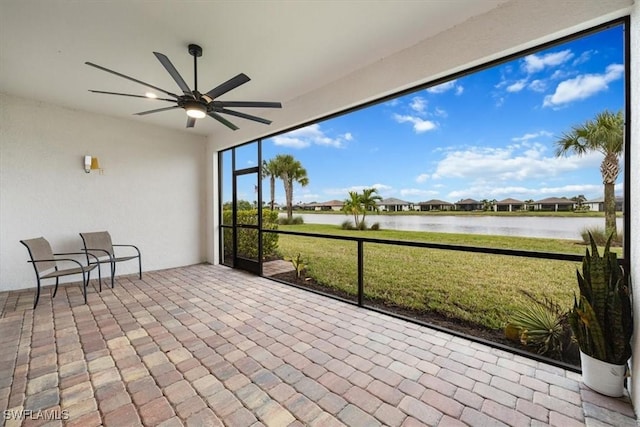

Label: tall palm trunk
[269,176,276,210]
[283,177,294,220]
[600,153,619,238]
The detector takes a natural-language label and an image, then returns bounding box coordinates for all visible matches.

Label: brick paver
[0,264,635,426]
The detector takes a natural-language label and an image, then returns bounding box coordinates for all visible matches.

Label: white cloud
[271,123,351,148]
[393,114,437,133]
[511,131,552,142]
[550,69,572,80]
[572,50,595,66]
[400,188,439,198]
[522,49,574,73]
[432,143,601,182]
[506,79,528,93]
[410,97,427,114]
[426,79,463,95]
[543,63,623,108]
[271,136,310,148]
[528,79,547,92]
[434,107,448,118]
[416,173,430,183]
[372,183,393,192]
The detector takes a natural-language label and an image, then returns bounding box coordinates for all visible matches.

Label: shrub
[580,226,622,246]
[341,220,355,230]
[284,253,307,279]
[278,216,304,225]
[341,219,380,231]
[222,209,279,258]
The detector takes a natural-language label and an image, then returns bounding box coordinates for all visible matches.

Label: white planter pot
[580,350,627,397]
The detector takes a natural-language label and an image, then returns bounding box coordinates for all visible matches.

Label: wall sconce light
[84,155,100,173]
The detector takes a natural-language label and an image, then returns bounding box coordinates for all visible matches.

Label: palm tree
[262,158,282,211]
[342,191,362,228]
[555,110,624,238]
[275,154,309,221]
[359,188,382,226]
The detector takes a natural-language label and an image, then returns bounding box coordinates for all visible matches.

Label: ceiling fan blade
[213,101,282,109]
[89,90,175,102]
[153,52,194,97]
[134,106,180,116]
[186,117,196,128]
[85,62,180,98]
[208,112,239,131]
[215,108,272,125]
[205,73,250,100]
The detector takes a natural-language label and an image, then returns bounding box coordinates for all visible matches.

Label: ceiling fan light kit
[86,44,282,130]
[184,101,207,119]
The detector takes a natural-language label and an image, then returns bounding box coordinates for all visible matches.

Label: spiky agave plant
[567,233,632,365]
[508,302,565,357]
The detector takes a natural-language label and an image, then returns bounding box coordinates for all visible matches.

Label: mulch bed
[270,270,580,367]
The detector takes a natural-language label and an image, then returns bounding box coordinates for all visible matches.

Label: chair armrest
[82,248,113,261]
[29,258,85,269]
[53,251,102,265]
[62,252,101,264]
[113,244,141,257]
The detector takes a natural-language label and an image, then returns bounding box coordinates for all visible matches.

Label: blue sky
[247,24,625,205]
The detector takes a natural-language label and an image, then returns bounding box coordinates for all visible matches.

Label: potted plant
[568,233,633,397]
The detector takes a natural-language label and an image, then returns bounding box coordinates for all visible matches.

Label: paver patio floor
[0,264,636,426]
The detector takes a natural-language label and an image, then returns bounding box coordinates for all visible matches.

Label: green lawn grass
[273,224,609,330]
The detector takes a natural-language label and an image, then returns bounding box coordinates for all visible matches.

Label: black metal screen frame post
[257,139,263,276]
[231,149,238,267]
[357,241,364,306]
[623,15,631,270]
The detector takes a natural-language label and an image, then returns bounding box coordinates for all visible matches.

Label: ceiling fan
[85,44,282,130]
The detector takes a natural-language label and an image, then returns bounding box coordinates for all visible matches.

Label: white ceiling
[1,1,633,145]
[0,1,510,137]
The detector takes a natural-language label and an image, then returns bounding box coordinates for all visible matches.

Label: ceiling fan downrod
[188,44,202,93]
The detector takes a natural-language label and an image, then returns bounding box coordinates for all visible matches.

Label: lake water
[288,213,623,240]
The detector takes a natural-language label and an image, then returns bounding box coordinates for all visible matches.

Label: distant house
[455,198,483,211]
[418,199,454,211]
[306,199,344,211]
[583,196,624,212]
[378,198,413,212]
[495,198,525,212]
[532,197,575,212]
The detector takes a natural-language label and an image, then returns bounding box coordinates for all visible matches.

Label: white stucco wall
[0,93,208,292]
[629,0,639,412]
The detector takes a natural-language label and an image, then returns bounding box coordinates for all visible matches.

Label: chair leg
[52,277,60,298]
[138,257,142,279]
[82,273,87,304]
[111,262,115,288]
[87,269,92,291]
[33,278,41,309]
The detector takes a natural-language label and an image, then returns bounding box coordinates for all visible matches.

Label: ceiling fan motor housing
[188,44,202,58]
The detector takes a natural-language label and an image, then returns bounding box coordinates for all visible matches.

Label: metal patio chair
[79,231,142,288]
[20,237,101,308]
